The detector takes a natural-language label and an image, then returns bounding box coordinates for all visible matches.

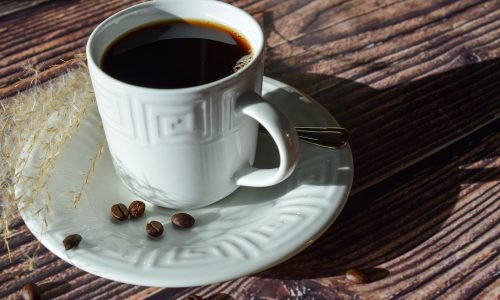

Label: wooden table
[1,0,499,299]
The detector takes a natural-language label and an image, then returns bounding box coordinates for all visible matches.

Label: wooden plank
[334,59,500,192]
[0,0,54,18]
[0,0,145,94]
[266,0,500,90]
[258,0,500,191]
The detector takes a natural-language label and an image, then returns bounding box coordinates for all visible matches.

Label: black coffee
[101,19,252,89]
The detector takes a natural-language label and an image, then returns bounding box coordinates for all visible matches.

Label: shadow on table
[253,57,500,283]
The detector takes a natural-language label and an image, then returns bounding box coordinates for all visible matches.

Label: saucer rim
[17,76,354,287]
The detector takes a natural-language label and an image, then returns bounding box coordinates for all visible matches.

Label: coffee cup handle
[234,91,300,187]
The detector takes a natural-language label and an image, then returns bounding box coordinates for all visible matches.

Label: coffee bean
[345,268,366,283]
[183,295,203,300]
[21,282,41,300]
[128,200,145,219]
[146,221,164,237]
[63,234,82,250]
[111,203,129,221]
[171,213,195,228]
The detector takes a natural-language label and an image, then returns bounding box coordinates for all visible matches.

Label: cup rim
[86,0,264,94]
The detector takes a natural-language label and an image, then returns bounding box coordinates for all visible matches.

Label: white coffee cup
[86,0,299,209]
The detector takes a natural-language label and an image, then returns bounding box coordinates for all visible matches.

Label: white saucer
[17,77,353,287]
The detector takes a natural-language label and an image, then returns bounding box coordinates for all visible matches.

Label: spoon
[259,126,350,149]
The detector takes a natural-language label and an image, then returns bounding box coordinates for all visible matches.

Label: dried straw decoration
[0,59,103,266]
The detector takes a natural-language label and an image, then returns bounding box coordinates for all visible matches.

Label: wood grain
[0,0,54,18]
[0,0,499,299]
